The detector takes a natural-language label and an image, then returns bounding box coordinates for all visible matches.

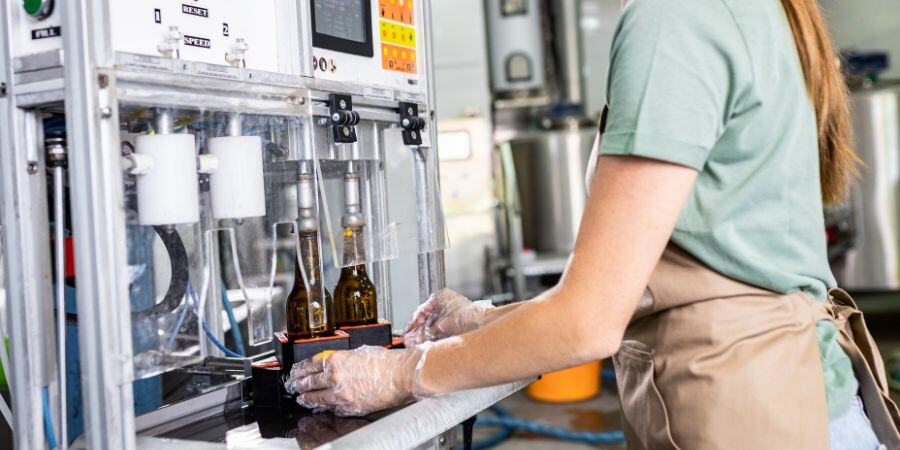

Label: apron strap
[599,105,609,134]
[827,288,900,446]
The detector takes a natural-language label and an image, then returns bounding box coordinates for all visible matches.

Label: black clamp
[399,102,426,146]
[329,93,360,144]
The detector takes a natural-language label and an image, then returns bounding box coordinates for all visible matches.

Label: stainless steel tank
[836,85,900,290]
[505,126,596,255]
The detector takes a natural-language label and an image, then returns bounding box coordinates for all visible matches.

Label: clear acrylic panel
[315,119,452,269]
[413,136,450,254]
[120,102,319,376]
[119,102,205,377]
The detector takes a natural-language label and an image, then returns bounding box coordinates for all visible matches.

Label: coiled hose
[65,225,189,326]
[461,369,625,450]
[462,403,625,450]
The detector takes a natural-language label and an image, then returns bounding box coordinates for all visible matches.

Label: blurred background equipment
[435,0,622,302]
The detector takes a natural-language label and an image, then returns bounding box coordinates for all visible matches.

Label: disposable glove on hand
[403,288,495,347]
[284,345,431,417]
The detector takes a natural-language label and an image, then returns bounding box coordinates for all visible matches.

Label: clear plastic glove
[403,288,495,347]
[284,345,430,417]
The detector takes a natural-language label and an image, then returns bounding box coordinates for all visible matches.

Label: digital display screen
[314,0,367,44]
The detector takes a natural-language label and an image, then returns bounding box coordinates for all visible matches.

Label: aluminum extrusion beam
[0,2,57,449]
[61,1,137,449]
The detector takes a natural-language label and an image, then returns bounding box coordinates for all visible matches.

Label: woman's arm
[416,155,698,394]
[286,155,698,414]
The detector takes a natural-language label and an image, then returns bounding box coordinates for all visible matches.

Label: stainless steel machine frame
[0,1,525,449]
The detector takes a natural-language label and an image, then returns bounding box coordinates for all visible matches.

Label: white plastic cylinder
[135,133,200,225]
[208,135,266,219]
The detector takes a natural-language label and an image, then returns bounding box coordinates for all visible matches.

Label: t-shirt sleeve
[599,0,748,170]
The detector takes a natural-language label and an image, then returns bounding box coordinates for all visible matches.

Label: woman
[286,0,900,447]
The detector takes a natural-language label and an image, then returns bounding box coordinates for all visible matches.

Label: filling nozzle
[341,163,365,229]
[226,113,242,137]
[298,166,318,233]
[154,109,174,135]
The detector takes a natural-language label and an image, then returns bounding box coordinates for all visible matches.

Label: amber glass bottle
[286,230,335,340]
[333,226,378,327]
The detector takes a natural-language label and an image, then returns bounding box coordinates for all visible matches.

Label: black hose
[65,226,189,324]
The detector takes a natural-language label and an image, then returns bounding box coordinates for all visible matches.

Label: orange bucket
[526,360,601,403]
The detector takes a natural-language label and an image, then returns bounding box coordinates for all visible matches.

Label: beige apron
[591,106,900,448]
[612,243,900,449]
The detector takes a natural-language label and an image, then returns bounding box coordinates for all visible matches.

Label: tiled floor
[468,305,900,450]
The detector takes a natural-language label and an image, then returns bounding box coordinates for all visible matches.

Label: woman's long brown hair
[781,0,860,205]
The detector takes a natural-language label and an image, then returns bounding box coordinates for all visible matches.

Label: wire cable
[0,387,11,434]
[186,280,244,358]
[164,292,190,350]
[41,387,57,449]
[220,282,246,356]
[202,320,243,359]
[0,228,15,431]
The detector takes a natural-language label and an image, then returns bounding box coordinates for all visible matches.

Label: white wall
[429,0,498,300]
[580,0,622,119]
[821,0,900,79]
[431,0,493,120]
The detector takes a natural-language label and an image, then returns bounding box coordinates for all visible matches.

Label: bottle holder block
[338,321,392,349]
[251,361,296,411]
[273,330,351,370]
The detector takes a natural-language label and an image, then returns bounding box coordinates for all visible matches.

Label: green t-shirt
[599,0,856,419]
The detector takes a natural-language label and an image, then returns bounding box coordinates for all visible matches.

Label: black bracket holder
[329,93,360,144]
[399,102,426,146]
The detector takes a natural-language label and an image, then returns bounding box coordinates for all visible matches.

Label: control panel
[9,0,63,59]
[310,0,425,97]
[109,0,290,73]
[9,0,298,74]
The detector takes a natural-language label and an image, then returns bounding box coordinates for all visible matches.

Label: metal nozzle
[341,170,365,228]
[154,109,173,135]
[298,172,318,232]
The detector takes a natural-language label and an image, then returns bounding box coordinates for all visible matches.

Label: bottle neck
[296,230,322,289]
[341,262,368,276]
[342,226,367,265]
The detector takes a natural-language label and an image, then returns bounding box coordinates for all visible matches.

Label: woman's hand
[403,288,495,346]
[284,346,427,417]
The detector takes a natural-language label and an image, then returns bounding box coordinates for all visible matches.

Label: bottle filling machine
[0,1,529,449]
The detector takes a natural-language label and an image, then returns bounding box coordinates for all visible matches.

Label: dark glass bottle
[333,226,378,326]
[286,230,335,340]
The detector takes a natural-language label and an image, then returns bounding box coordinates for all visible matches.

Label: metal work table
[125,379,530,450]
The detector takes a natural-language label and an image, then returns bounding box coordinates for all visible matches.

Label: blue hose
[165,293,190,349]
[186,280,244,358]
[461,403,625,449]
[201,319,244,358]
[42,386,57,449]
[462,403,515,450]
[602,367,617,381]
[219,283,246,356]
